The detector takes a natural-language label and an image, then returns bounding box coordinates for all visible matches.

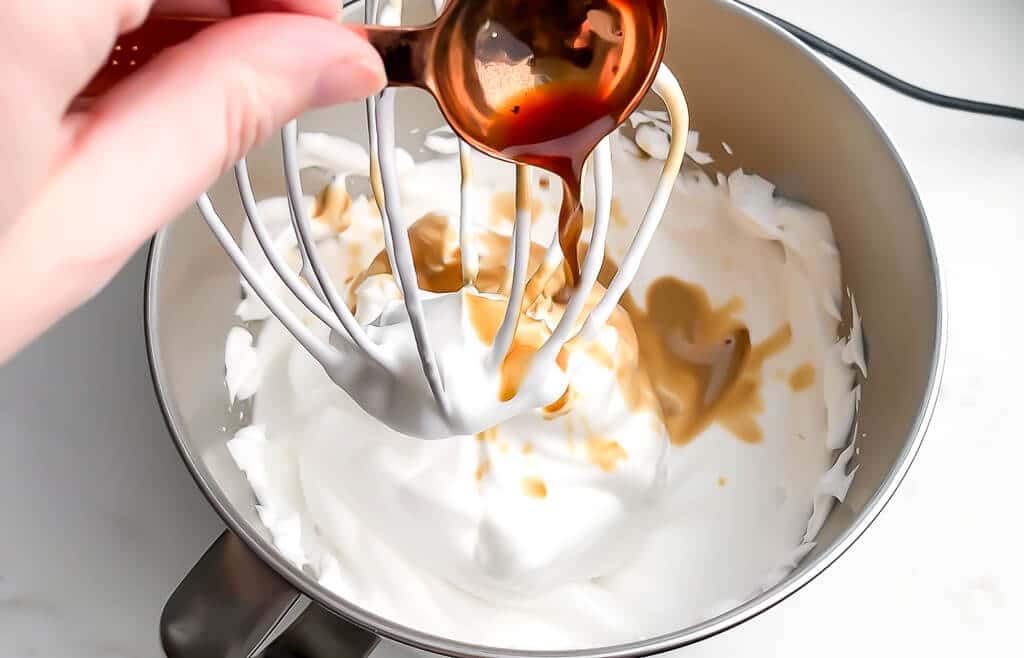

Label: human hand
[0,0,385,362]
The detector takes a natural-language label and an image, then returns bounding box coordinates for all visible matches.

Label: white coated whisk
[198,0,690,439]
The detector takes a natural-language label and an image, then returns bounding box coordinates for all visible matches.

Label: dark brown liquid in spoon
[489,84,618,288]
[462,0,666,289]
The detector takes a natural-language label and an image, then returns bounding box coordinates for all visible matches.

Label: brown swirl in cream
[788,363,816,392]
[619,277,792,445]
[349,208,794,458]
[585,435,628,472]
[522,477,548,499]
[311,183,353,233]
[350,214,561,306]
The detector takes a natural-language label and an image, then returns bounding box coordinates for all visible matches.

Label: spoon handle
[76,15,431,103]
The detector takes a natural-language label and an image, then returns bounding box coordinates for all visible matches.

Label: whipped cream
[224,126,864,649]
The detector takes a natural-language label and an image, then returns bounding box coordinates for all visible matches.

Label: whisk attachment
[196,2,690,439]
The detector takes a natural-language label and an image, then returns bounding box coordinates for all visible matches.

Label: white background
[1,1,1022,655]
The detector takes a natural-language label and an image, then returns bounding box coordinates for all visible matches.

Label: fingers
[49,1,346,112]
[73,12,383,238]
[0,13,384,360]
[3,0,346,125]
[153,0,342,19]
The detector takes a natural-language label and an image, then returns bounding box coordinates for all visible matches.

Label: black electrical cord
[732,0,1024,123]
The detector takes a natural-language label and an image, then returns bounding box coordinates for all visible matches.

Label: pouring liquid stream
[490,84,619,288]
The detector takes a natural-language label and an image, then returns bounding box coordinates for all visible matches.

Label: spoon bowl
[423,0,668,178]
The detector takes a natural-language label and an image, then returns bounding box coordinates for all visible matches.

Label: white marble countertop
[2,1,1021,656]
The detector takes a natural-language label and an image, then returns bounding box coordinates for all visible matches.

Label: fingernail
[312,53,387,108]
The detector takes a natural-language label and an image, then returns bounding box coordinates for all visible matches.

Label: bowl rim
[144,0,947,655]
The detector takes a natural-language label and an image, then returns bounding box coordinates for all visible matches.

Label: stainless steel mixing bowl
[147,1,945,656]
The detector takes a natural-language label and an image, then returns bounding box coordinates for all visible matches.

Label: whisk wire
[363,0,452,416]
[276,135,323,297]
[458,140,479,287]
[233,159,348,336]
[198,194,339,368]
[579,65,689,338]
[490,164,533,368]
[365,1,402,292]
[375,90,451,416]
[431,0,479,291]
[281,122,392,369]
[536,136,614,364]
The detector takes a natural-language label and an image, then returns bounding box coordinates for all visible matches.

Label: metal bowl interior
[145,0,944,655]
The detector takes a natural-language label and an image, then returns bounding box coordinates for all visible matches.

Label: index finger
[153,1,343,19]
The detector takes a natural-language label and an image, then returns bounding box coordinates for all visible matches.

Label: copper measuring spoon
[80,0,668,284]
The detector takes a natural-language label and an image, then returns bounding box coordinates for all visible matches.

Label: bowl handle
[161,531,380,658]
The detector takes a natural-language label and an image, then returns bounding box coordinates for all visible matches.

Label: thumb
[0,14,383,361]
